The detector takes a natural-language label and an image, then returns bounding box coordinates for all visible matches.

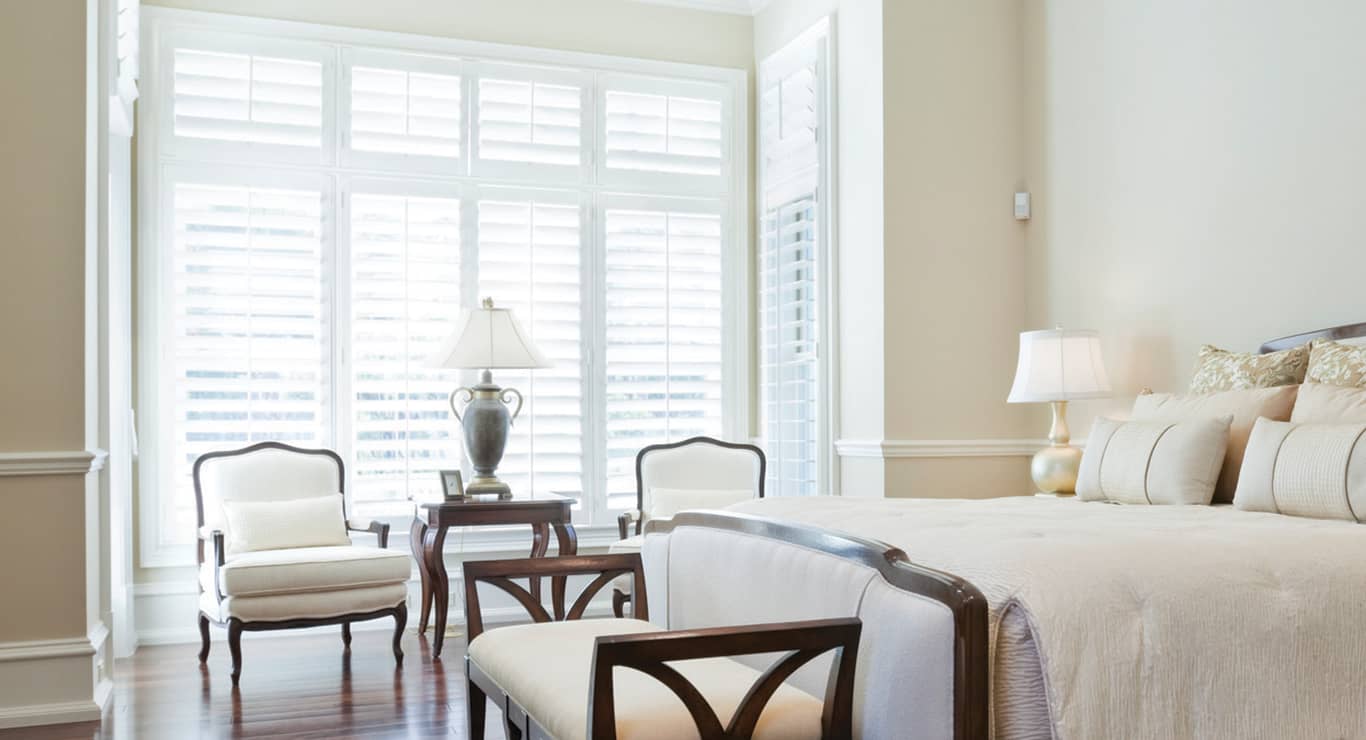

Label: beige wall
[0,0,93,646]
[1023,0,1366,433]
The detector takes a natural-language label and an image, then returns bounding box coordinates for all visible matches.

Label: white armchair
[193,442,411,685]
[608,436,766,617]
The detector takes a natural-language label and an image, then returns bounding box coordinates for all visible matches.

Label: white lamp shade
[427,304,551,370]
[1007,328,1112,403]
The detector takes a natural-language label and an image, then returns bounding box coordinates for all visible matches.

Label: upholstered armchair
[193,442,411,685]
[608,436,765,617]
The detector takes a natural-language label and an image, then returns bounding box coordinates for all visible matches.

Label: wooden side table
[409,491,576,657]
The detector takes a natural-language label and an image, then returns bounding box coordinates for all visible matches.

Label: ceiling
[628,0,773,16]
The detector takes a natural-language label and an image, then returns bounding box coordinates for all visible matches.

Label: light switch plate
[1014,192,1031,220]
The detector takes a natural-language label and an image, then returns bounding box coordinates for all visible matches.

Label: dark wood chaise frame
[462,553,861,740]
[612,436,766,617]
[1259,321,1366,352]
[192,441,405,685]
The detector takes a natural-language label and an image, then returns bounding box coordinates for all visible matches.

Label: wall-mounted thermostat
[1014,192,1031,221]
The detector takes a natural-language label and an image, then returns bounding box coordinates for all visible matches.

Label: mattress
[727,495,1366,740]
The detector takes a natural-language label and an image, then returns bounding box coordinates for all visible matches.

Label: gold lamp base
[1032,400,1082,495]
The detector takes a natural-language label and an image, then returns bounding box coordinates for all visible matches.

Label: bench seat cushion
[467,619,824,740]
[200,546,411,597]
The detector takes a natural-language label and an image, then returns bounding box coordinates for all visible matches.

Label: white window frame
[137,7,749,567]
[758,18,838,497]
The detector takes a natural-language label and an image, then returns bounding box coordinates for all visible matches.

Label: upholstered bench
[462,554,861,740]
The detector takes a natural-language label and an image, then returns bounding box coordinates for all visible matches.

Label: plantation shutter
[166,177,329,538]
[759,26,827,498]
[602,198,725,507]
[343,50,463,171]
[476,192,585,500]
[599,75,727,194]
[348,190,464,519]
[472,64,587,182]
[171,40,326,151]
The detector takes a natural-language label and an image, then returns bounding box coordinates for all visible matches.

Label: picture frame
[439,469,465,501]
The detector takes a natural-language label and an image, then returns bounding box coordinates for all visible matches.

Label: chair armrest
[347,518,391,548]
[462,554,648,640]
[195,528,227,602]
[617,510,641,540]
[588,618,862,740]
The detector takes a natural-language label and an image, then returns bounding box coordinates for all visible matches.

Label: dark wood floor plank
[0,632,505,740]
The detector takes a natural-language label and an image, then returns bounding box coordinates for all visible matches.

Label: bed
[640,323,1366,740]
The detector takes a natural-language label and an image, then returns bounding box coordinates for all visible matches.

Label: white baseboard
[835,438,1050,459]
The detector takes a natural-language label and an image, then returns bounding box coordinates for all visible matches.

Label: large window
[758,20,833,497]
[138,11,747,564]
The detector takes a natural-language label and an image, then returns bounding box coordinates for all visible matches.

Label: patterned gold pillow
[1305,339,1366,388]
[1188,344,1308,394]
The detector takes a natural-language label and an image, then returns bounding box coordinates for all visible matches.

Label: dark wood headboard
[1260,322,1366,353]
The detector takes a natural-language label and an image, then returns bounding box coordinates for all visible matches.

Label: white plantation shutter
[165,177,329,541]
[476,194,585,500]
[759,22,829,498]
[344,51,463,170]
[600,75,727,193]
[603,200,725,506]
[348,191,464,520]
[169,33,329,159]
[473,64,587,180]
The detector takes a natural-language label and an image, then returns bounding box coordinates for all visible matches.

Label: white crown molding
[0,449,108,477]
[626,0,764,15]
[835,439,1055,459]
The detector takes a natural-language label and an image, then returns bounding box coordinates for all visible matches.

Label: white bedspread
[728,496,1366,740]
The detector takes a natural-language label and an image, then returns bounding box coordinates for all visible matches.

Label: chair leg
[227,619,244,686]
[341,622,352,649]
[612,589,629,619]
[467,678,486,740]
[392,602,407,664]
[197,613,211,663]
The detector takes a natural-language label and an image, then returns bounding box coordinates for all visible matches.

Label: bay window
[138,10,747,565]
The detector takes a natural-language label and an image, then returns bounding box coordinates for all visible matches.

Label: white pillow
[221,495,350,555]
[1077,416,1232,505]
[646,487,754,521]
[1234,417,1366,522]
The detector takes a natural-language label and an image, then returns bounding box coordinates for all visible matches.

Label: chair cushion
[201,546,411,598]
[467,619,824,740]
[201,582,408,623]
[221,495,350,555]
[647,488,754,521]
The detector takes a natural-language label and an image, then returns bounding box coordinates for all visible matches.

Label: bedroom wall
[1022,0,1366,434]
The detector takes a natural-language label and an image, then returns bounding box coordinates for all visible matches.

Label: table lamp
[1007,327,1112,494]
[428,298,550,497]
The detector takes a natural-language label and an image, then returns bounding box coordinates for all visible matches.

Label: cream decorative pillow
[647,487,754,521]
[1291,382,1366,424]
[1235,418,1366,522]
[221,495,349,555]
[1188,344,1308,394]
[1305,339,1366,388]
[1131,385,1298,503]
[1077,416,1232,505]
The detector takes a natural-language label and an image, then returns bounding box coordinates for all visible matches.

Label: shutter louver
[476,76,582,168]
[349,65,462,158]
[477,196,584,500]
[604,91,723,177]
[603,204,724,506]
[168,181,328,537]
[173,48,323,148]
[349,193,464,519]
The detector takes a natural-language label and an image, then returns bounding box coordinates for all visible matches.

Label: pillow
[1291,382,1366,424]
[646,487,754,521]
[1132,385,1298,503]
[1235,418,1366,522]
[221,495,349,555]
[1188,344,1308,394]
[1077,415,1232,505]
[1305,339,1366,388]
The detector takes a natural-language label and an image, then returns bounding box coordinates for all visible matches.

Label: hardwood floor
[0,630,506,739]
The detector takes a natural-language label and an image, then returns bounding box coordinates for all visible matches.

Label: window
[139,11,747,563]
[758,20,833,497]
